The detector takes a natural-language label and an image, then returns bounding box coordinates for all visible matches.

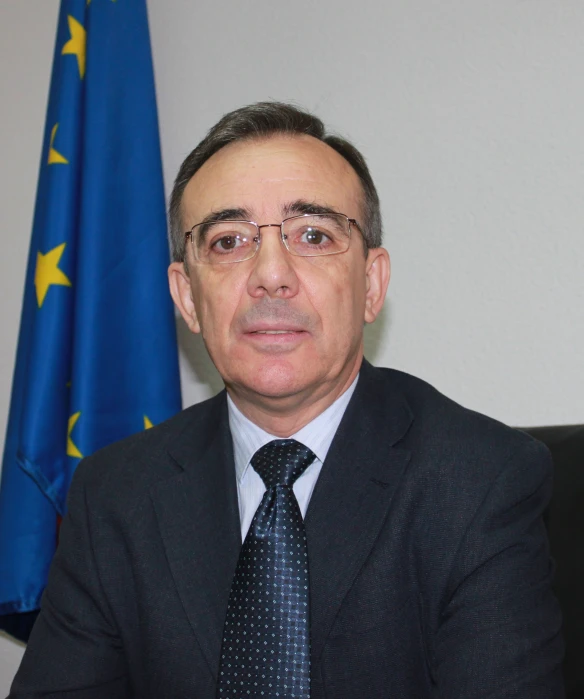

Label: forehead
[181,134,363,223]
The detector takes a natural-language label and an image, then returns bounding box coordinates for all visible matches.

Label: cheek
[194,272,246,340]
[300,260,367,338]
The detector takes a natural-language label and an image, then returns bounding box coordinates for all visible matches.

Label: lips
[251,329,301,335]
[242,322,306,335]
[241,325,308,351]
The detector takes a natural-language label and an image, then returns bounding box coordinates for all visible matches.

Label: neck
[226,357,362,437]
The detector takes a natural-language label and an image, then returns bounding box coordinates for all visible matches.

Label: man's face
[169,134,389,410]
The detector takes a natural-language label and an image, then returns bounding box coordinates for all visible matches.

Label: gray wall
[1,0,583,691]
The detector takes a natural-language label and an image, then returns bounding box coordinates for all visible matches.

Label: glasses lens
[192,221,257,264]
[283,214,350,257]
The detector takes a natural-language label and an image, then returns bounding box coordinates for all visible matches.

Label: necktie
[217,439,315,698]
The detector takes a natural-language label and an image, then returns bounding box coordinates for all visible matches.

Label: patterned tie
[217,439,315,698]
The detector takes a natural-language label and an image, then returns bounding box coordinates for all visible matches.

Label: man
[10,102,564,698]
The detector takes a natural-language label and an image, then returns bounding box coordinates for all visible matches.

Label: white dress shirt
[227,376,359,541]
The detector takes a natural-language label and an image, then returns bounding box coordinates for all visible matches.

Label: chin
[240,359,315,400]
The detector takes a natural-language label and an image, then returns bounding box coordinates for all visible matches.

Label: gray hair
[168,102,383,262]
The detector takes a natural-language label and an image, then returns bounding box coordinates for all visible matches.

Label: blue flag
[0,0,181,639]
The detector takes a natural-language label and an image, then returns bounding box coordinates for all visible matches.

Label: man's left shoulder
[370,364,551,479]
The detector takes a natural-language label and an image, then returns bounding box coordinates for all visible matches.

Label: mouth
[243,327,308,350]
[251,329,301,335]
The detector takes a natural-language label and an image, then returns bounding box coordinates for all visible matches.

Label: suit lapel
[305,361,414,662]
[150,392,240,680]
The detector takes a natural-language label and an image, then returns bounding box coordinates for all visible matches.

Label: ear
[168,261,201,334]
[364,247,390,324]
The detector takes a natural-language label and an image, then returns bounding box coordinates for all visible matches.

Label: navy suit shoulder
[369,365,554,574]
[70,390,227,512]
[375,364,551,481]
[381,364,543,449]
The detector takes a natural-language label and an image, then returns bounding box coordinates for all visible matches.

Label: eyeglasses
[184,213,361,265]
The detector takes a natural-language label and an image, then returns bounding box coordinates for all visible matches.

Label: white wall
[1,0,583,692]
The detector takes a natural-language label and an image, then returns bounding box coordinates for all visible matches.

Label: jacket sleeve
[8,461,130,698]
[431,438,565,698]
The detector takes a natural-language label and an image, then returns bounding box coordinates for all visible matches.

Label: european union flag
[0,0,181,640]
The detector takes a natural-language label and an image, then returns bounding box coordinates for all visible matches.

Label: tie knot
[251,439,315,488]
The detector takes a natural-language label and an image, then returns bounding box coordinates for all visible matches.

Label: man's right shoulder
[70,390,226,509]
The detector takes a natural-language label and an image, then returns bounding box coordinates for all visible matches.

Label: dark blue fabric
[218,440,314,698]
[8,363,565,697]
[0,0,181,630]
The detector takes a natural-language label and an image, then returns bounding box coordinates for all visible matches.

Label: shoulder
[366,366,553,565]
[368,364,551,481]
[69,390,226,509]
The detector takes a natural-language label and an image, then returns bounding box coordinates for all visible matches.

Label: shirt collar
[228,374,359,483]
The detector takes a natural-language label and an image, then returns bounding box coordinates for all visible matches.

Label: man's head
[168,102,390,432]
[168,102,383,263]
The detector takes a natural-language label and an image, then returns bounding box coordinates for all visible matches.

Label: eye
[211,235,243,251]
[300,227,332,246]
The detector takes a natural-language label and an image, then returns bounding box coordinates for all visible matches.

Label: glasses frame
[184,212,363,265]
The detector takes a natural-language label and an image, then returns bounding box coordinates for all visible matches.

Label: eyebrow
[192,208,251,242]
[191,199,344,240]
[196,207,251,227]
[282,200,342,218]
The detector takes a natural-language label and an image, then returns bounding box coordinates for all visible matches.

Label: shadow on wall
[175,297,393,396]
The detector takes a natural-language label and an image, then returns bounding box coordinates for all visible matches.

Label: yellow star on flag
[62,15,86,79]
[67,412,83,458]
[48,124,68,165]
[144,416,154,430]
[34,243,72,307]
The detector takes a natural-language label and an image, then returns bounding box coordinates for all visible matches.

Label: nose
[246,225,300,300]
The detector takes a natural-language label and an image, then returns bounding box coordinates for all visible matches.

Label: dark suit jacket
[10,362,564,698]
